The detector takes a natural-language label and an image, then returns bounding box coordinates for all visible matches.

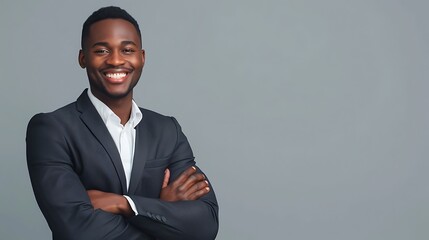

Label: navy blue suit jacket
[26,89,219,240]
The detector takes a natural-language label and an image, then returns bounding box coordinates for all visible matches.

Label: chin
[102,84,133,97]
[107,90,132,99]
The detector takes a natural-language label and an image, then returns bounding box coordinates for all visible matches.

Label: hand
[160,166,210,202]
[87,190,134,217]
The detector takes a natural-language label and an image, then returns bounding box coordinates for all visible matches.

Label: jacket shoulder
[28,102,77,124]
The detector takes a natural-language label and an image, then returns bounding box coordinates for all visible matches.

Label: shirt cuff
[123,195,138,216]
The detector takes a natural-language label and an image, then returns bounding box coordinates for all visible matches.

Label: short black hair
[81,6,142,49]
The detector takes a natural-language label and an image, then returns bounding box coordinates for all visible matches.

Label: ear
[141,49,146,67]
[78,49,86,68]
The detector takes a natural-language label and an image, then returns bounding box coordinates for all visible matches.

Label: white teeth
[106,73,127,79]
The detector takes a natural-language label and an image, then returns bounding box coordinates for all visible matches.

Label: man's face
[79,19,145,102]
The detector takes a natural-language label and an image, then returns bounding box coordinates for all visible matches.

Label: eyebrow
[91,41,138,48]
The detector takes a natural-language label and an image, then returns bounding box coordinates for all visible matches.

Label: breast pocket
[137,156,170,197]
[144,156,170,168]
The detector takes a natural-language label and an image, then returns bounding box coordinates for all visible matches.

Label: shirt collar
[87,88,142,128]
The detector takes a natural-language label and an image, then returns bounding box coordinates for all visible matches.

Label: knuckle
[178,185,185,192]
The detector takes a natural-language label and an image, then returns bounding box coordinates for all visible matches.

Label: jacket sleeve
[26,113,152,240]
[128,117,219,240]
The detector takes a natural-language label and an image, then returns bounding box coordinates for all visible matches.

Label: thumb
[162,168,170,188]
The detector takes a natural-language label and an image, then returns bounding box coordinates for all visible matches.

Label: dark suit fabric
[26,90,219,240]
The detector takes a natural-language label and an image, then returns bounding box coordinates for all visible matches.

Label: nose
[106,50,125,66]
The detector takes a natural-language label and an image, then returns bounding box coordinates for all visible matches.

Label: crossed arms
[87,167,210,217]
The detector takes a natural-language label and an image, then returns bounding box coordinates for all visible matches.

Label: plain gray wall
[1,0,428,239]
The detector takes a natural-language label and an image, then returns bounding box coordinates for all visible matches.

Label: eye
[122,48,136,54]
[94,49,109,55]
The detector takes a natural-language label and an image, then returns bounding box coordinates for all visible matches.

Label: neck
[106,98,132,125]
[93,90,133,125]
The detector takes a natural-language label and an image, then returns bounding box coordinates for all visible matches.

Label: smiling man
[26,6,219,240]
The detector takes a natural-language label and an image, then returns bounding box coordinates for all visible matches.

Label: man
[26,6,219,240]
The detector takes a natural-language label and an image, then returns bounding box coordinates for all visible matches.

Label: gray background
[1,0,428,239]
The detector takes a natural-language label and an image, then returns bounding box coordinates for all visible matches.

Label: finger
[187,185,210,200]
[178,173,206,192]
[185,180,209,197]
[162,168,170,188]
[172,166,197,186]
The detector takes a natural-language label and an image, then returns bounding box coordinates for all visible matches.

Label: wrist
[119,196,133,217]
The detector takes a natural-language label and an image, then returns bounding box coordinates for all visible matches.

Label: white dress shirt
[87,89,142,215]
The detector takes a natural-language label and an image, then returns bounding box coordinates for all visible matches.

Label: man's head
[79,6,145,103]
[81,6,142,50]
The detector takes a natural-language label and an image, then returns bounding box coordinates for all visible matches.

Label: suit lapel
[76,90,128,194]
[128,114,149,195]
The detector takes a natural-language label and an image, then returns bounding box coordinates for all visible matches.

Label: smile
[105,72,128,79]
[103,71,130,83]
